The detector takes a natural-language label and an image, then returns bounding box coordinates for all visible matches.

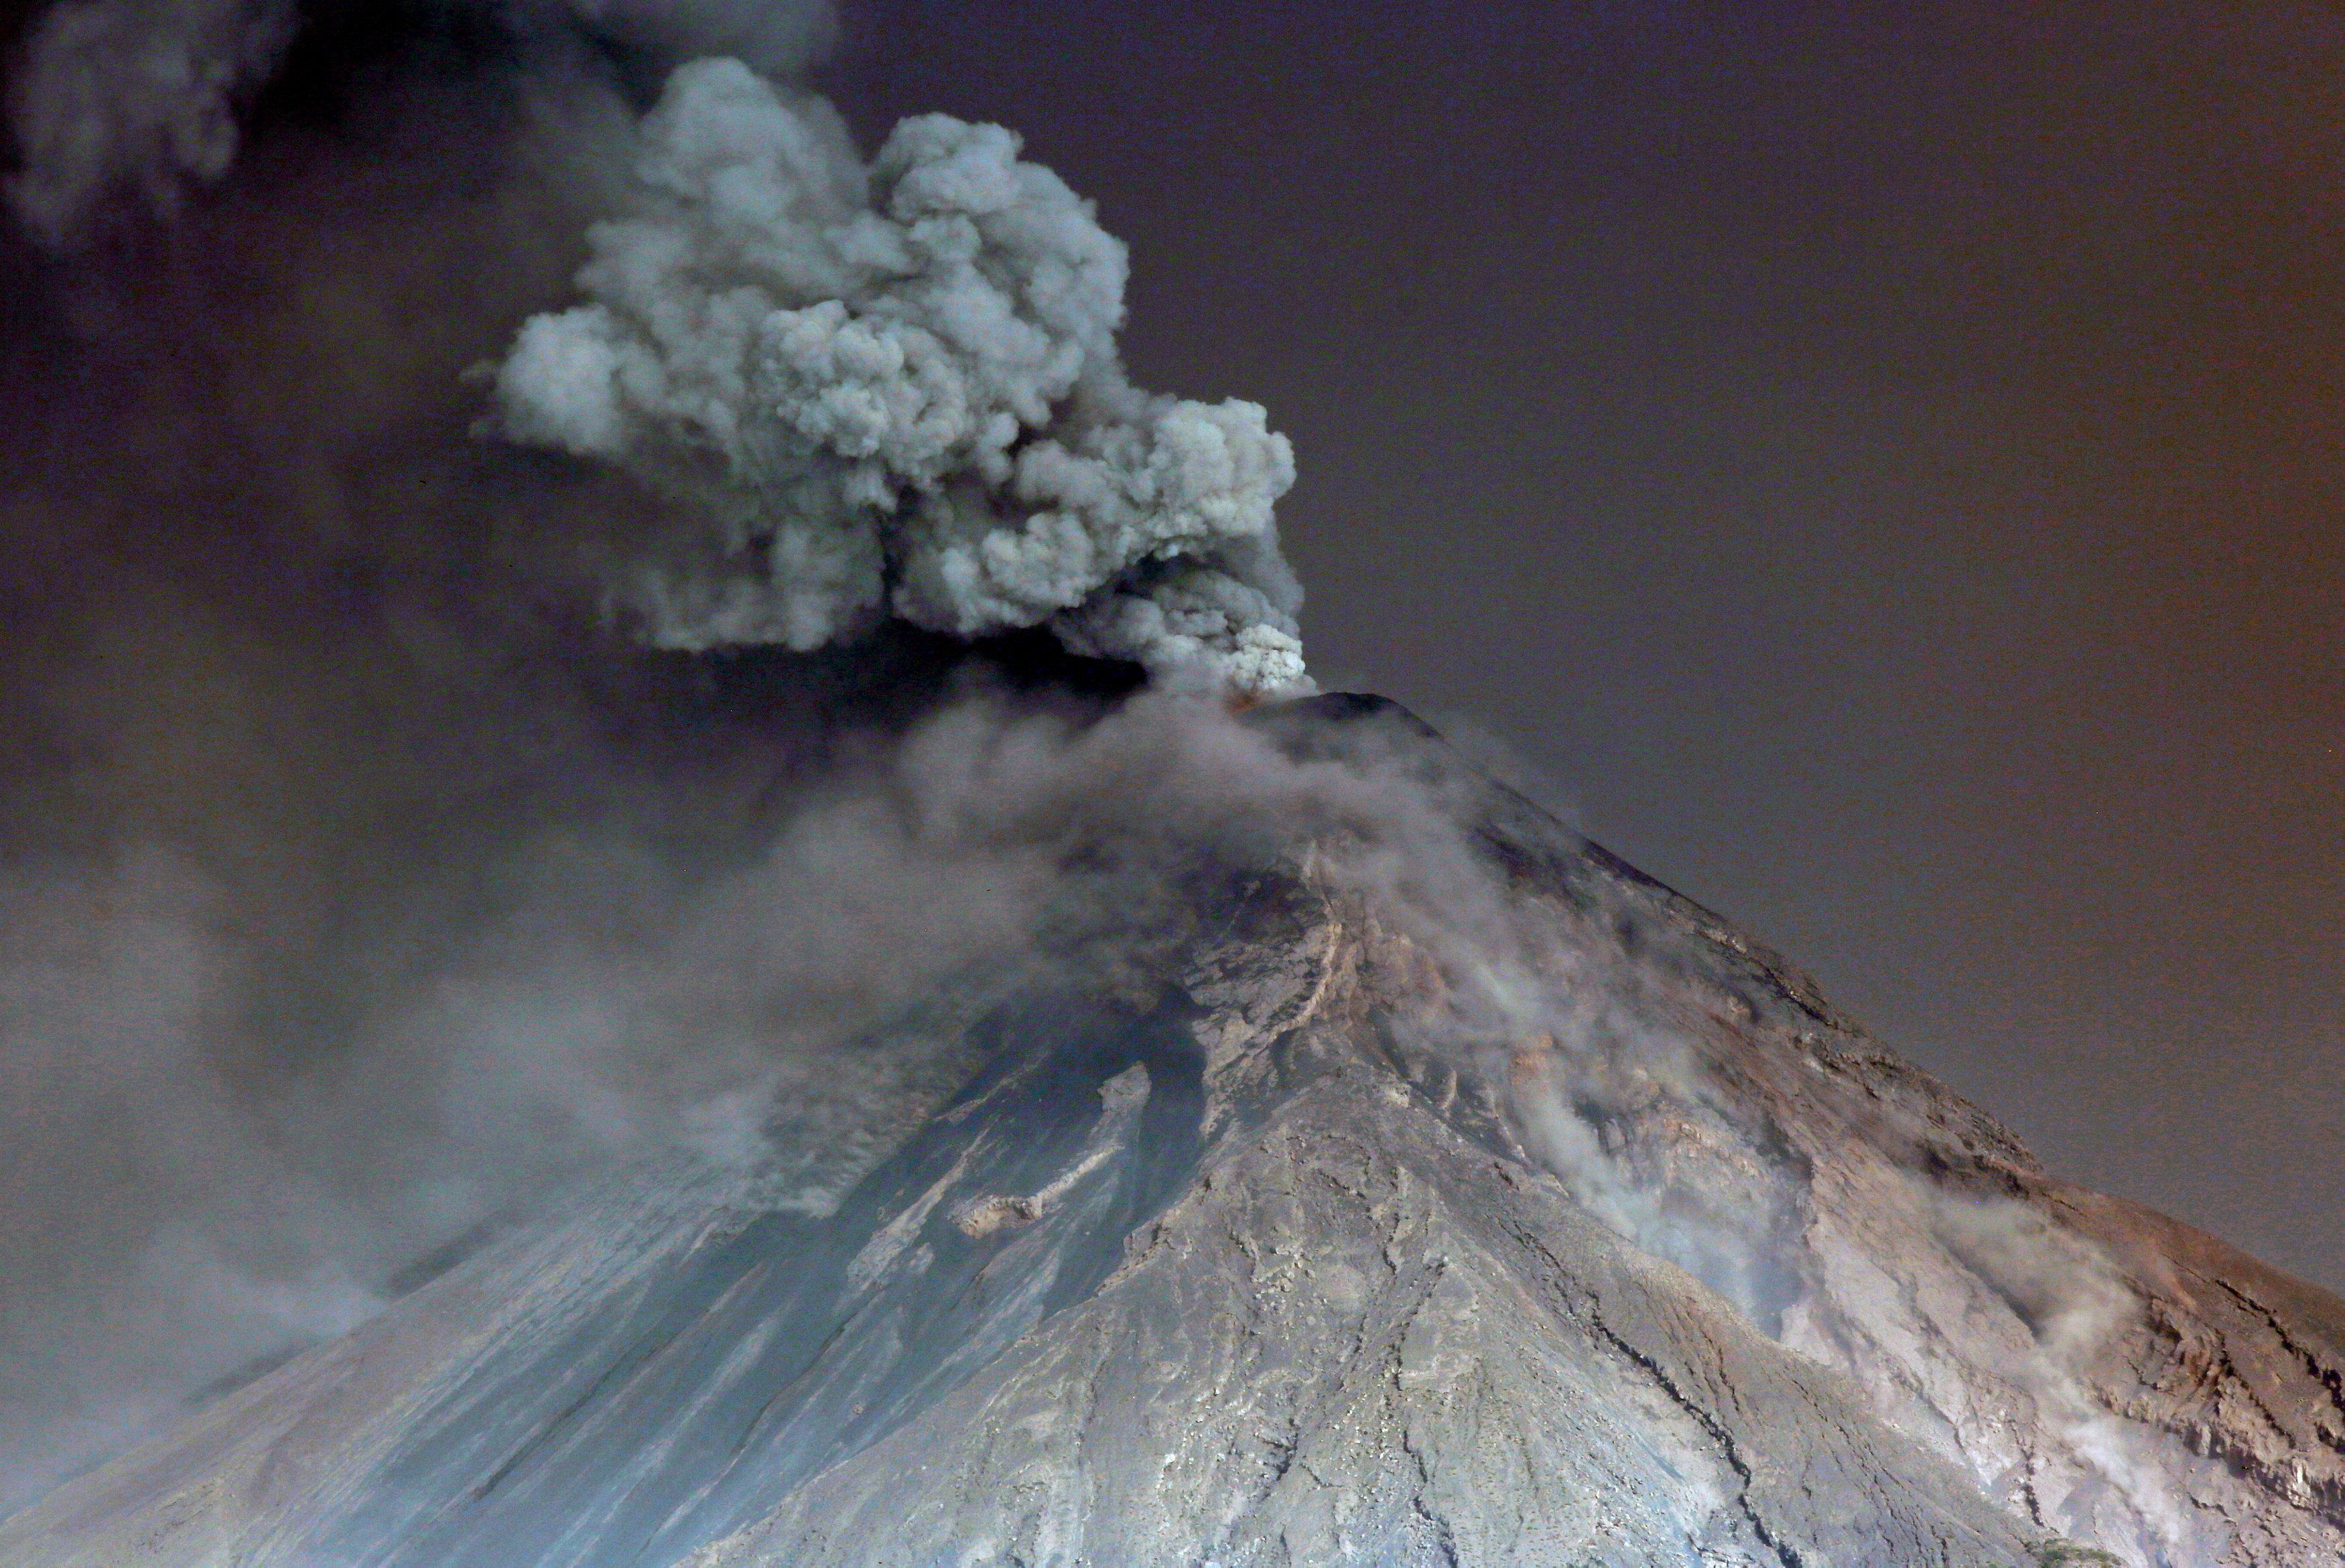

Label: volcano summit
[2,7,2339,1567]
[5,695,2340,1568]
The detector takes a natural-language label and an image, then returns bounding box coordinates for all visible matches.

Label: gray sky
[825,0,2345,1291]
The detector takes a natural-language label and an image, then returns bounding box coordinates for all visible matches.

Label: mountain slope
[5,694,2339,1568]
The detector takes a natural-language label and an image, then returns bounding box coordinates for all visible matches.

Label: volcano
[2,693,2337,1568]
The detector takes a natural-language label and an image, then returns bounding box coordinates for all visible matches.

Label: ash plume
[490,58,1306,691]
[9,0,1310,692]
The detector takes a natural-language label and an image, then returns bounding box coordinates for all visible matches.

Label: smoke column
[488,58,1306,691]
[8,0,1309,690]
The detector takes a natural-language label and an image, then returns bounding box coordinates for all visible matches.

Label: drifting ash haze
[0,4,2341,1567]
[0,0,1304,1506]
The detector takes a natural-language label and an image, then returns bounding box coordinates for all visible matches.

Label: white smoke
[1931,1192,2195,1557]
[491,58,1309,692]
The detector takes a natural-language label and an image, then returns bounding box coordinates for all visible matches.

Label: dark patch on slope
[320,985,1205,1568]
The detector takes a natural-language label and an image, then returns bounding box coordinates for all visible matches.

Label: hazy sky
[821,0,2345,1291]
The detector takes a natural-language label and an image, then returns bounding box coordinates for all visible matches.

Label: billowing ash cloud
[492,59,1309,692]
[10,0,1309,688]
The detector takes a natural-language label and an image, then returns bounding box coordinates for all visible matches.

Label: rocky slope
[5,695,2340,1568]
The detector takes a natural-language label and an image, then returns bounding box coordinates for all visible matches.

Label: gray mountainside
[5,695,2341,1568]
